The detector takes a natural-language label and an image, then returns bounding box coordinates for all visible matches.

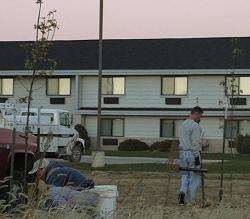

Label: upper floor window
[47,78,71,96]
[226,77,250,96]
[101,118,124,137]
[162,77,188,95]
[0,78,13,96]
[102,77,125,95]
[160,119,184,138]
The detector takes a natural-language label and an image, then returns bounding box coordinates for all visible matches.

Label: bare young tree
[18,0,58,189]
[219,38,242,201]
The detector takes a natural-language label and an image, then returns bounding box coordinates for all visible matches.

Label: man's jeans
[179,150,201,203]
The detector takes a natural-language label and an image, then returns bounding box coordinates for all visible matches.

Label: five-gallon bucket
[91,185,118,219]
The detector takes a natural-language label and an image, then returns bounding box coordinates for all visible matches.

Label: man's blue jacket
[45,161,94,189]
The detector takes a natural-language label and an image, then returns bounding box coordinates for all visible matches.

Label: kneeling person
[29,159,94,189]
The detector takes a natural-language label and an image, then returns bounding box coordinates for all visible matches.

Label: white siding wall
[85,116,222,139]
[85,116,97,137]
[80,76,226,108]
[6,77,76,112]
[80,77,98,107]
[85,115,224,152]
[200,118,223,139]
[125,117,160,138]
[184,76,225,107]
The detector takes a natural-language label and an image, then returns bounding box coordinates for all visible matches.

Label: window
[174,120,184,138]
[162,77,187,95]
[160,119,184,138]
[226,120,250,138]
[225,120,238,139]
[102,77,125,95]
[239,120,250,136]
[0,78,13,96]
[101,118,124,137]
[41,113,54,123]
[60,112,70,127]
[226,77,250,96]
[47,78,71,96]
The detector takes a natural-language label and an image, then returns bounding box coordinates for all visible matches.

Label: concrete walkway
[80,155,221,165]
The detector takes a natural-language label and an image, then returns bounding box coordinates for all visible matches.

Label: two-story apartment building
[1,37,250,152]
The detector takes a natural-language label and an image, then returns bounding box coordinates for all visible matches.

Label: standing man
[178,106,204,204]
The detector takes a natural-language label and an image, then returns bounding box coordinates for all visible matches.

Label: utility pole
[92,0,105,167]
[219,99,228,201]
[10,109,17,191]
[97,0,103,151]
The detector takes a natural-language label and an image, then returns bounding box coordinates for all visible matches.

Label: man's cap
[28,159,50,175]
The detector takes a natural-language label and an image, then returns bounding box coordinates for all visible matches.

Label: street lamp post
[97,0,103,151]
[219,99,228,201]
[92,0,105,167]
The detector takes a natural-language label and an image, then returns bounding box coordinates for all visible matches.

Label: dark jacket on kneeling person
[45,161,94,189]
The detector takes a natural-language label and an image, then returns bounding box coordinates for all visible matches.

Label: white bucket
[91,185,118,219]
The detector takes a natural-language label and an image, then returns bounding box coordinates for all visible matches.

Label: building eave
[1,69,250,76]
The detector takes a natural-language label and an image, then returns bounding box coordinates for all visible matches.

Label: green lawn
[66,156,250,174]
[69,150,250,174]
[85,150,172,158]
[85,150,250,161]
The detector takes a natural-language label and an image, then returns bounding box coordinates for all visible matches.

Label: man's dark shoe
[178,192,185,204]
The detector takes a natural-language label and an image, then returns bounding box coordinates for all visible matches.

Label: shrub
[150,140,174,152]
[118,139,149,151]
[74,124,91,150]
[236,135,250,154]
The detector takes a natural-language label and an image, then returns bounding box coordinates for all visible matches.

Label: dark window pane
[60,112,70,127]
[0,79,2,95]
[103,138,119,146]
[101,119,112,136]
[103,97,119,104]
[161,120,174,137]
[50,98,65,104]
[226,121,238,139]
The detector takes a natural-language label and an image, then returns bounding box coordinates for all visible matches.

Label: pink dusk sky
[1,0,250,41]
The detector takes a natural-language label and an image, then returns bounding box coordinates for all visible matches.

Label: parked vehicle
[0,128,37,202]
[0,103,85,162]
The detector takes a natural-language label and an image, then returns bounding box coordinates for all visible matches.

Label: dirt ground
[89,171,250,219]
[36,171,250,218]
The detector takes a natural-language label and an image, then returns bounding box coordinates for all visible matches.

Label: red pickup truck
[0,128,37,199]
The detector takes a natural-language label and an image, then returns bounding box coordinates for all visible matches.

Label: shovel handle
[179,167,208,173]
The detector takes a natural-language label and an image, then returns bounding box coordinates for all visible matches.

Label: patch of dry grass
[1,172,250,219]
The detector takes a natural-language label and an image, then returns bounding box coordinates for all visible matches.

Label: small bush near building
[236,135,250,154]
[118,139,149,151]
[74,124,91,150]
[150,140,174,152]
